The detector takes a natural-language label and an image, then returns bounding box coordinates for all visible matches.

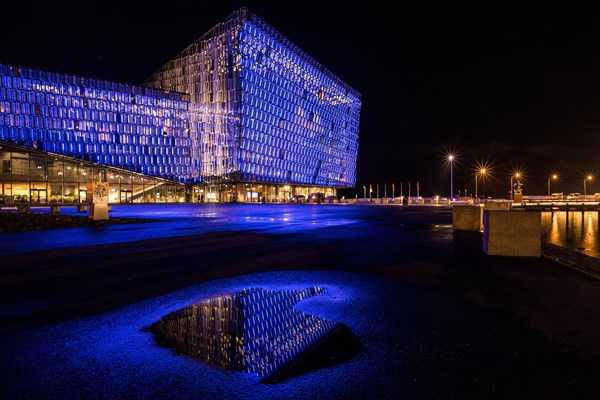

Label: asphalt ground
[1,203,600,399]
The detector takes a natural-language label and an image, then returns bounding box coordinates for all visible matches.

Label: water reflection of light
[583,212,595,250]
[541,211,599,258]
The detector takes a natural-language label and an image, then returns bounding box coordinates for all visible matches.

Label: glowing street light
[584,175,593,196]
[363,185,366,199]
[510,172,521,201]
[447,154,455,200]
[547,174,558,196]
[475,168,486,200]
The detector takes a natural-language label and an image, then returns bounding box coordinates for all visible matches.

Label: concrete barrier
[16,204,31,213]
[89,204,109,220]
[482,210,541,257]
[452,204,483,231]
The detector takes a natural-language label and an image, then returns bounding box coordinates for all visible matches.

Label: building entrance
[120,189,132,203]
[30,188,47,204]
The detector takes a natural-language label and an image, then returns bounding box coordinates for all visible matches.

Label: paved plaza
[1,203,600,399]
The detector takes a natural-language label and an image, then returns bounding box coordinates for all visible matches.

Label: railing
[513,200,600,211]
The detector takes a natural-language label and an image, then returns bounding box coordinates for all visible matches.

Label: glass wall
[1,7,360,202]
[0,143,185,204]
[0,64,191,183]
[144,7,361,189]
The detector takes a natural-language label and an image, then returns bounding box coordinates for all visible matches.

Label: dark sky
[2,1,600,197]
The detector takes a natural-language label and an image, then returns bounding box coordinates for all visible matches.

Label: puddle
[145,286,355,382]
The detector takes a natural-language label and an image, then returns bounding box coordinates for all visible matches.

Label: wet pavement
[1,203,600,399]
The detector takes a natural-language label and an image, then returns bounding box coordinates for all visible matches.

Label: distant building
[0,7,361,204]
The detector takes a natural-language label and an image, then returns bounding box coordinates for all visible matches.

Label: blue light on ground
[0,271,415,399]
[2,205,598,398]
[147,286,346,382]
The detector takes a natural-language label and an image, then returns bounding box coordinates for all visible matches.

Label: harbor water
[541,210,600,258]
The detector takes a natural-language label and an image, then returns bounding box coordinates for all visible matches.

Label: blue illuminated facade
[0,7,360,204]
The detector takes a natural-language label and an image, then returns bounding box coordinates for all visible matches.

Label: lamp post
[547,174,557,196]
[510,172,521,201]
[447,154,454,200]
[475,168,486,201]
[363,185,366,200]
[584,175,593,197]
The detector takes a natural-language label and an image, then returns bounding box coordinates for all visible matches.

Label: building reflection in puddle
[145,286,350,382]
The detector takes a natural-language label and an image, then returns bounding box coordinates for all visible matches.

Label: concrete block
[453,204,483,231]
[16,204,31,213]
[88,203,109,220]
[483,210,541,257]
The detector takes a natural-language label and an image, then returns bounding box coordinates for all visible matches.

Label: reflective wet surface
[146,286,346,383]
[0,203,453,256]
[541,211,600,258]
[3,204,600,259]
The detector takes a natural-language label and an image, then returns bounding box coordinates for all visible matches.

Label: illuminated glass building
[0,7,361,204]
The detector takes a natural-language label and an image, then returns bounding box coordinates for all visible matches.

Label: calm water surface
[541,211,600,258]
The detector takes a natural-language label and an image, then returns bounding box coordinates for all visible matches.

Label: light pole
[475,168,486,201]
[448,154,454,200]
[547,174,557,196]
[584,175,593,197]
[510,172,521,200]
[363,185,366,199]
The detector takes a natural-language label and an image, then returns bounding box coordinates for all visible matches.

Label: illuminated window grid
[0,64,192,182]
[144,7,361,188]
[1,7,360,189]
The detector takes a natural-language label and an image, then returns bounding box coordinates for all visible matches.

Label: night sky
[2,1,600,198]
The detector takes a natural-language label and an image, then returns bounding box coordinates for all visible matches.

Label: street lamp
[363,185,366,199]
[510,172,521,200]
[584,175,593,197]
[547,174,557,196]
[475,168,486,201]
[447,154,455,200]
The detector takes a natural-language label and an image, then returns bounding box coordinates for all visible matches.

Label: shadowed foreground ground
[0,210,155,232]
[1,205,600,399]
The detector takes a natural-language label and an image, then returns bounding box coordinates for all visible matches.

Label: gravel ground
[2,270,597,400]
[2,205,600,399]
